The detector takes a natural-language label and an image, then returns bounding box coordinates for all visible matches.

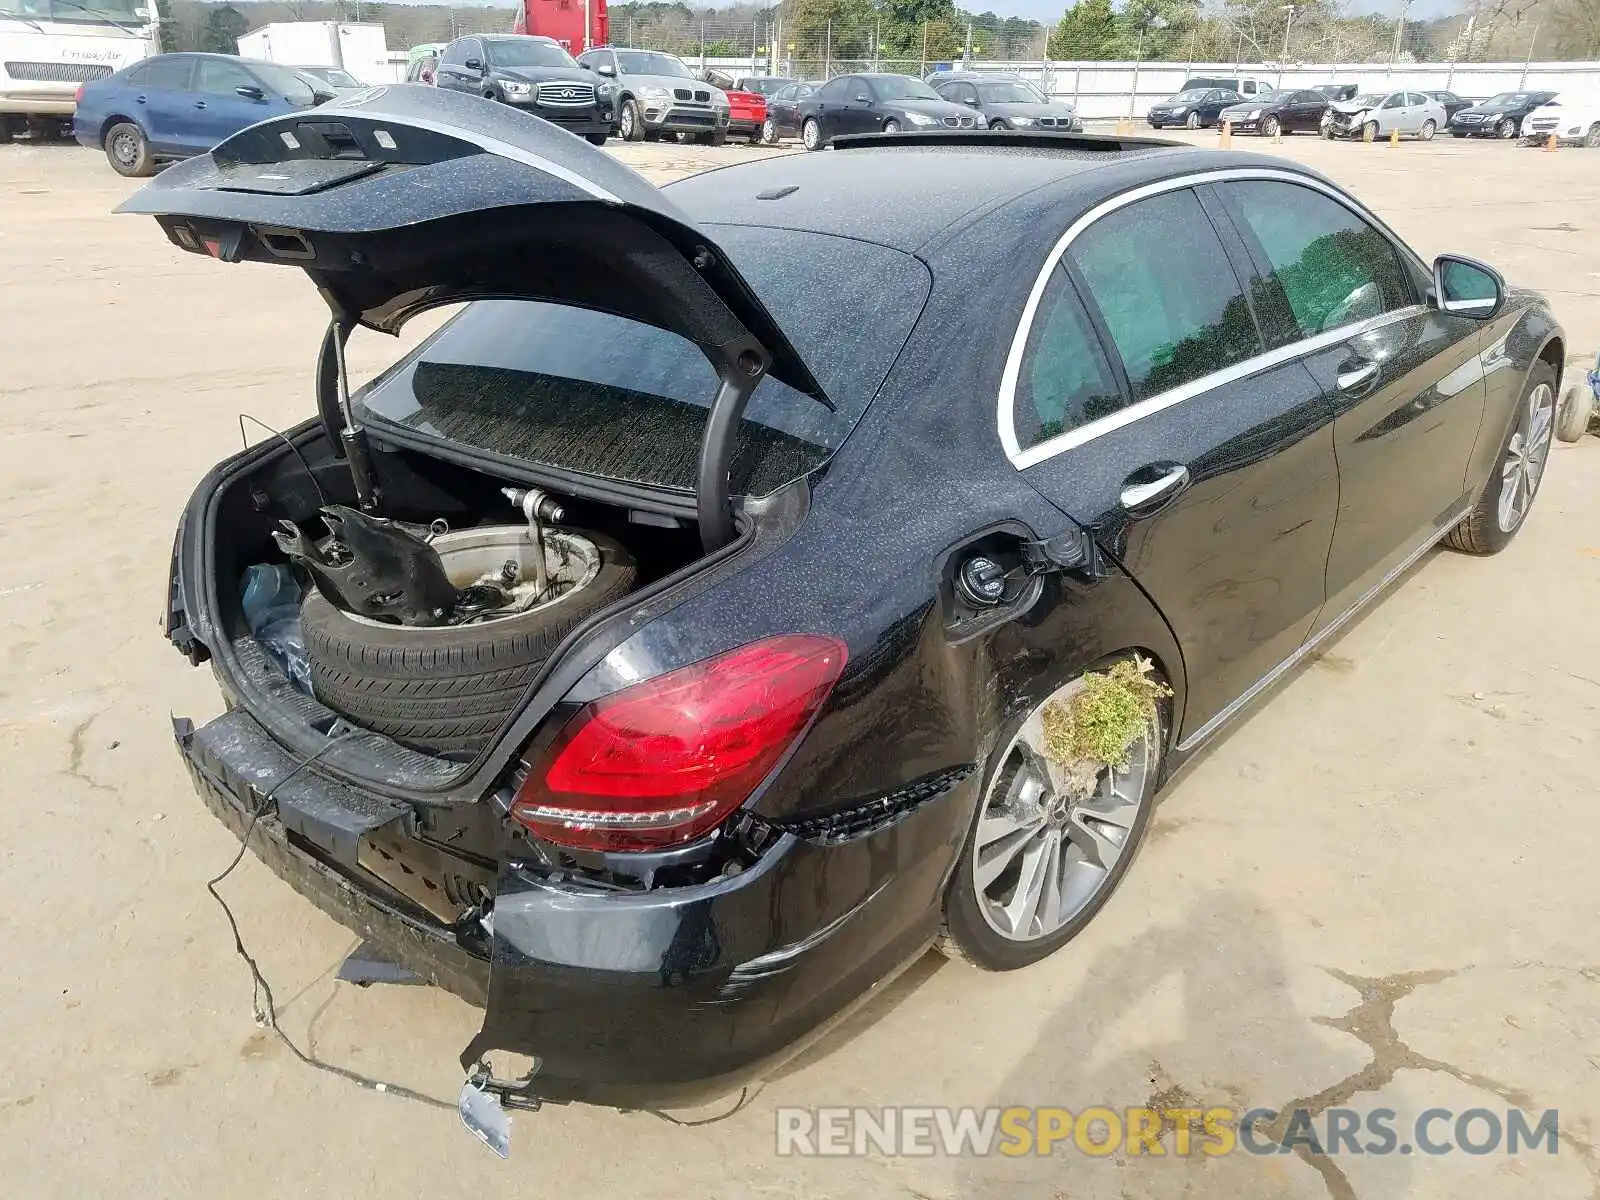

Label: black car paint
[762,81,818,138]
[1450,91,1555,136]
[797,74,978,144]
[1218,89,1329,134]
[1148,89,1242,128]
[433,35,611,139]
[140,97,1563,1106]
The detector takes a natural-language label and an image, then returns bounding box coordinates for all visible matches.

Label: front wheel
[1419,118,1436,141]
[801,116,822,151]
[1262,115,1280,138]
[1185,110,1200,129]
[585,131,609,146]
[1444,364,1557,554]
[882,118,900,133]
[1363,120,1380,142]
[1496,116,1515,138]
[1585,122,1600,148]
[940,658,1169,970]
[989,119,1006,130]
[707,128,727,146]
[104,120,154,177]
[619,97,644,142]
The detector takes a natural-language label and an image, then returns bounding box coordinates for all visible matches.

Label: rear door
[133,55,197,155]
[1006,184,1340,740]
[1210,177,1487,630]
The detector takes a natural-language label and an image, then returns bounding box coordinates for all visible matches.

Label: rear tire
[104,120,153,177]
[708,128,727,146]
[1556,381,1595,442]
[302,531,637,756]
[1443,363,1557,555]
[939,655,1171,971]
[759,115,778,144]
[1419,118,1436,141]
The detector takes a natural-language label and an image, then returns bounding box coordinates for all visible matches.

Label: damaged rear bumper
[176,711,976,1109]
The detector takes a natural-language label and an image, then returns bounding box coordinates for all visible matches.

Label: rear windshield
[356,225,931,497]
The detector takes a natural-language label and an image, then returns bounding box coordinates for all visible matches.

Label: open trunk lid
[116,85,824,400]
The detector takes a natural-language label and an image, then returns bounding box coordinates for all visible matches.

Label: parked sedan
[1420,89,1472,121]
[72,52,329,177]
[1312,82,1358,102]
[1218,87,1329,136]
[1450,90,1557,138]
[124,85,1564,1141]
[1324,90,1445,140]
[759,79,819,144]
[931,71,1081,131]
[797,72,979,149]
[1147,87,1242,129]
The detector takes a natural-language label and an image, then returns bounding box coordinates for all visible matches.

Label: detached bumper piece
[173,711,490,1003]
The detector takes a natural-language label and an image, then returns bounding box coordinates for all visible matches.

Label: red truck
[514,0,608,54]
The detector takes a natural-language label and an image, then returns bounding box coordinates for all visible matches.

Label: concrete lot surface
[1,128,1597,1199]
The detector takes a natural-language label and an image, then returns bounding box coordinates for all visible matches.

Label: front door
[132,55,196,155]
[1208,177,1488,629]
[1008,185,1340,739]
[184,57,273,153]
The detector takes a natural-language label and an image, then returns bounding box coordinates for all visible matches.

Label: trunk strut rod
[318,317,381,512]
[696,346,768,553]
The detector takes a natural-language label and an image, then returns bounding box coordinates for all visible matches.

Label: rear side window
[357,226,931,497]
[1067,189,1262,403]
[1013,270,1124,449]
[1220,181,1412,342]
[143,57,192,89]
[122,62,149,85]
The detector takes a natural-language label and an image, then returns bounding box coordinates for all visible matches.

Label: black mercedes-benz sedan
[1219,87,1330,135]
[125,87,1564,1151]
[795,71,978,149]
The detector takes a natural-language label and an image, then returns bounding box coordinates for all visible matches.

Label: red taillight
[510,635,847,852]
[74,85,84,103]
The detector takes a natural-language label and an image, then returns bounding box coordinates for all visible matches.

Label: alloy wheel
[802,118,820,150]
[1497,382,1555,533]
[883,119,900,133]
[1263,116,1279,137]
[1420,119,1436,141]
[620,103,635,139]
[761,116,776,144]
[1186,111,1200,129]
[1496,117,1514,138]
[970,681,1159,943]
[1586,123,1600,148]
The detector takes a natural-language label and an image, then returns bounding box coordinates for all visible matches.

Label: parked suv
[577,46,730,144]
[1179,74,1271,98]
[434,34,613,145]
[1520,93,1600,147]
[930,71,1080,131]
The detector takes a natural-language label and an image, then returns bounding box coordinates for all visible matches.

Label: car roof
[667,137,1281,255]
[483,34,556,42]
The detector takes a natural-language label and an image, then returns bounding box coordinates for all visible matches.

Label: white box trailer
[235,22,390,86]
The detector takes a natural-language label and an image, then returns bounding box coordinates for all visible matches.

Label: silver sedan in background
[1324,90,1447,140]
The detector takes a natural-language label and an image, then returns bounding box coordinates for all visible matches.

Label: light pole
[1391,0,1413,66]
[1277,4,1296,87]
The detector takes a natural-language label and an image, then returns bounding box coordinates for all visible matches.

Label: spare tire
[302,526,636,756]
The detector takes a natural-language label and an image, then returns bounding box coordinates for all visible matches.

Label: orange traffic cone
[1546,133,1558,151]
[1389,127,1399,146]
[1220,119,1232,148]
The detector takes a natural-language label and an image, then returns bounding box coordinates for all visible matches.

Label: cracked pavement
[1,131,1597,1198]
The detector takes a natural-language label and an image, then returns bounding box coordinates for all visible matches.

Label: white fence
[694,57,1600,122]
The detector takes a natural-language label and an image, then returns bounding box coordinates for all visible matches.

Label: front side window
[1221,180,1413,342]
[250,62,317,104]
[1013,269,1124,448]
[195,57,255,95]
[1067,189,1262,403]
[980,81,1043,104]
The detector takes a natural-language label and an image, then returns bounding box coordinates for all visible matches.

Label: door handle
[135,93,147,103]
[1337,360,1380,392]
[1120,464,1190,512]
[194,100,207,109]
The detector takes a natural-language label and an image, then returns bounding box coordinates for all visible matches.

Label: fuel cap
[956,555,1008,606]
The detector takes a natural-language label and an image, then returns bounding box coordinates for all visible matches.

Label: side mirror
[1432,254,1504,319]
[854,93,871,104]
[235,85,265,101]
[463,57,482,72]
[596,63,616,77]
[311,89,335,105]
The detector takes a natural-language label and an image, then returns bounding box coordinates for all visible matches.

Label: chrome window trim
[999,167,1424,469]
